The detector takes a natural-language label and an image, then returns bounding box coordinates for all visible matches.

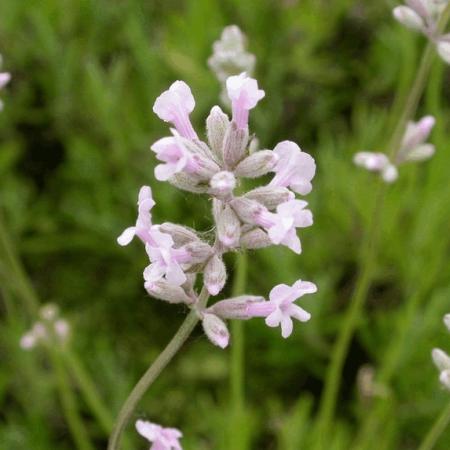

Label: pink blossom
[255,200,313,254]
[150,136,197,181]
[246,280,317,338]
[144,230,190,286]
[353,152,390,171]
[117,186,156,246]
[226,73,265,129]
[136,419,183,450]
[269,141,316,195]
[153,81,198,140]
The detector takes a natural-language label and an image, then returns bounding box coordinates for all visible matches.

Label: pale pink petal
[288,304,311,322]
[292,280,318,295]
[280,316,294,338]
[136,420,160,441]
[281,228,301,254]
[265,308,283,328]
[117,227,136,246]
[143,263,166,283]
[165,262,186,286]
[269,284,292,303]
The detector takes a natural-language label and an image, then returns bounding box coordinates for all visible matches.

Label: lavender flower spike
[136,419,183,450]
[226,73,265,129]
[153,81,198,140]
[117,186,155,246]
[247,280,317,338]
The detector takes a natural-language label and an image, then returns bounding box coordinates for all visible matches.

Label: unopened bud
[204,255,227,296]
[381,164,398,183]
[444,314,450,332]
[184,241,213,263]
[392,6,424,31]
[234,150,279,178]
[145,280,193,304]
[404,144,435,162]
[240,228,272,249]
[191,153,221,180]
[437,39,450,65]
[208,295,264,319]
[202,313,230,349]
[230,197,270,226]
[249,136,259,154]
[217,205,241,248]
[432,348,450,372]
[223,121,249,168]
[206,106,230,160]
[159,223,199,246]
[209,171,236,198]
[244,186,294,210]
[169,173,209,194]
[440,370,450,390]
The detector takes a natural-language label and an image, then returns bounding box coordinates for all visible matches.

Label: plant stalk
[417,400,450,450]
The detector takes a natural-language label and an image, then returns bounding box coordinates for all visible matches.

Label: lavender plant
[111,72,317,447]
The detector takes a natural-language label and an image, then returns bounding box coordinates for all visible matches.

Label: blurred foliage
[0,0,450,449]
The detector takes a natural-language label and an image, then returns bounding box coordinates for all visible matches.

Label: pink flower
[226,73,265,129]
[255,200,313,254]
[136,419,183,450]
[153,81,198,140]
[0,72,10,89]
[144,230,190,286]
[269,141,316,195]
[117,186,156,246]
[246,280,317,338]
[150,136,197,181]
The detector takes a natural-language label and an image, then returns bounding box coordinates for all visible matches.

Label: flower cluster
[431,314,450,390]
[118,72,317,348]
[353,115,435,183]
[136,420,182,450]
[393,0,450,64]
[20,303,70,350]
[0,54,11,111]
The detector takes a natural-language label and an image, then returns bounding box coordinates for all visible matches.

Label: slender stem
[50,349,95,450]
[62,348,114,434]
[229,251,248,448]
[107,287,209,450]
[418,399,450,450]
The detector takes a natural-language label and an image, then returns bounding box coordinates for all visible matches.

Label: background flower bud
[432,348,450,371]
[444,314,450,332]
[206,106,230,160]
[184,241,213,263]
[222,121,249,168]
[392,6,424,31]
[209,171,236,198]
[169,173,209,193]
[240,228,272,249]
[244,186,294,210]
[440,370,450,390]
[437,39,450,64]
[234,150,279,178]
[204,255,227,296]
[217,204,241,248]
[202,313,230,348]
[145,280,193,304]
[159,223,199,246]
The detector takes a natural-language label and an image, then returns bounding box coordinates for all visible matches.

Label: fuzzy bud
[444,314,450,332]
[145,280,193,304]
[204,255,227,296]
[207,295,264,319]
[222,121,249,169]
[230,197,269,225]
[158,223,199,246]
[209,171,236,198]
[202,313,230,348]
[437,39,450,65]
[234,150,279,178]
[184,241,214,264]
[244,186,294,210]
[240,228,272,249]
[169,173,209,193]
[206,106,230,160]
[393,6,424,31]
[217,204,241,248]
[440,370,450,390]
[432,348,450,372]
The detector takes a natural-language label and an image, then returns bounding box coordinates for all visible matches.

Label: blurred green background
[1,0,450,449]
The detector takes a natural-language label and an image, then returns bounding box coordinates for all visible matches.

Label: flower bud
[381,164,398,183]
[145,280,193,304]
[206,106,230,161]
[432,348,450,371]
[191,153,221,180]
[440,370,450,390]
[244,186,294,210]
[249,136,259,154]
[158,223,199,246]
[230,197,270,226]
[444,314,450,332]
[209,171,236,198]
[169,173,209,193]
[240,228,272,249]
[183,241,213,263]
[202,313,230,348]
[207,295,264,319]
[392,6,424,31]
[234,150,279,178]
[404,144,435,162]
[217,204,241,248]
[437,39,450,65]
[223,121,249,169]
[204,255,227,296]
[54,319,70,342]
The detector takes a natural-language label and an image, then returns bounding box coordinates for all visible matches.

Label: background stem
[418,400,450,450]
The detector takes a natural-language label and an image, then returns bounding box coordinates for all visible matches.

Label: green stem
[418,400,450,450]
[62,348,114,435]
[108,287,209,450]
[229,251,248,448]
[51,350,95,450]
